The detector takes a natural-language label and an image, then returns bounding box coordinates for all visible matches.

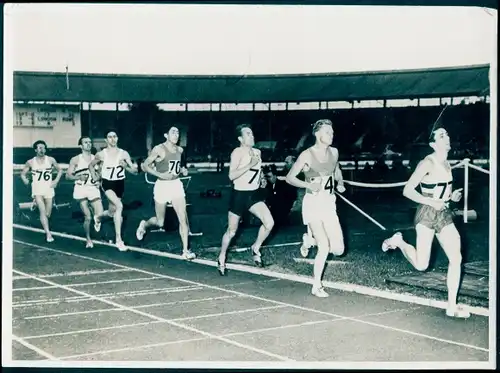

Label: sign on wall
[14,104,79,128]
[13,103,82,148]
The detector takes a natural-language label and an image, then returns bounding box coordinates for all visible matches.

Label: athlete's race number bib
[311,175,335,195]
[168,160,181,175]
[105,165,125,180]
[78,173,98,186]
[248,168,261,185]
[33,170,52,182]
[433,182,452,201]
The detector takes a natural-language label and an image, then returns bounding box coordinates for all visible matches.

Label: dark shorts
[229,189,265,217]
[101,179,125,199]
[414,204,455,233]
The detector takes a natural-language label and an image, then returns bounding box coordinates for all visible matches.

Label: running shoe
[217,259,226,276]
[116,240,127,252]
[94,215,101,232]
[382,232,403,252]
[136,220,147,241]
[182,250,196,260]
[312,286,329,298]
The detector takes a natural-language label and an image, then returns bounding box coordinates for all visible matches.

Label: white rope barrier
[336,158,490,227]
[335,192,387,231]
[466,162,490,175]
[343,180,406,188]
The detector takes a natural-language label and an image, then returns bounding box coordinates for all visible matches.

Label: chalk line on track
[12,334,58,361]
[21,295,240,320]
[14,268,294,362]
[13,276,165,292]
[22,320,166,341]
[12,224,490,317]
[13,285,202,307]
[13,279,280,308]
[12,268,132,281]
[57,306,414,361]
[13,240,490,353]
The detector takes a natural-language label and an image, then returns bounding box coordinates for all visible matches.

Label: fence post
[463,158,470,223]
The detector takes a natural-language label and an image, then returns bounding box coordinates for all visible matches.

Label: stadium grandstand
[12,64,490,169]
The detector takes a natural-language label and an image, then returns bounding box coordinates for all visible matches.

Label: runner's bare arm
[179,147,189,175]
[142,146,164,178]
[285,152,311,189]
[331,148,344,187]
[228,148,256,181]
[20,160,31,185]
[88,151,103,181]
[65,156,79,180]
[51,157,63,185]
[403,158,434,206]
[121,151,138,174]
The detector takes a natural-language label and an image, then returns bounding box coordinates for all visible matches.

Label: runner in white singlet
[20,140,63,242]
[382,128,469,318]
[136,126,196,260]
[217,124,274,275]
[286,119,346,298]
[66,136,104,248]
[89,130,138,251]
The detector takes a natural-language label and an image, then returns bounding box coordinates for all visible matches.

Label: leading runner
[382,127,469,318]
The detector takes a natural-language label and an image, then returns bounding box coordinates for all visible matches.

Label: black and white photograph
[2,1,497,369]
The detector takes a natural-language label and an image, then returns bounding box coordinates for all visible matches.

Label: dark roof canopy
[13,64,490,104]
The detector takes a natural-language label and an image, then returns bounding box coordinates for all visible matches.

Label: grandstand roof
[13,64,489,104]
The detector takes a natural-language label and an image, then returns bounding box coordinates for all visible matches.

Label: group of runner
[20,120,470,318]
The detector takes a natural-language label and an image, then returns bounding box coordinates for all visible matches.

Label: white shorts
[32,185,55,199]
[73,185,101,202]
[153,178,185,204]
[302,192,338,225]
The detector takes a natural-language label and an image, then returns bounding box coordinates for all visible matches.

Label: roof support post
[88,103,93,138]
[115,102,119,126]
[146,106,153,153]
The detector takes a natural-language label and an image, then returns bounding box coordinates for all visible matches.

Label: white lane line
[223,307,420,338]
[133,295,240,309]
[13,276,165,292]
[59,336,211,360]
[20,295,241,320]
[225,278,282,287]
[57,306,416,360]
[172,305,287,322]
[22,320,166,340]
[12,334,58,360]
[13,285,202,307]
[13,268,131,280]
[14,239,489,353]
[14,269,293,362]
[13,224,489,318]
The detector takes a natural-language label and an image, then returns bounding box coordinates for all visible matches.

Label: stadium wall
[12,102,490,165]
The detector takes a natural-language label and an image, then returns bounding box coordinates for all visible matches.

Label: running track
[7,228,492,367]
